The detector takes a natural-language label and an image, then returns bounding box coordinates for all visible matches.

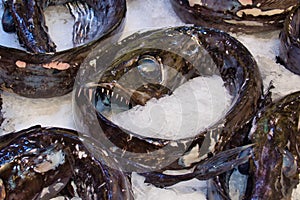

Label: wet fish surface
[170,0,299,33]
[0,126,133,199]
[277,3,300,76]
[0,0,126,98]
[209,91,300,200]
[73,26,263,177]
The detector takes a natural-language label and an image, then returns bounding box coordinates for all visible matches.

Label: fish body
[2,0,101,53]
[277,3,300,75]
[0,0,126,98]
[73,26,262,175]
[0,126,133,199]
[170,0,299,33]
[209,91,300,200]
[246,91,300,199]
[3,0,57,53]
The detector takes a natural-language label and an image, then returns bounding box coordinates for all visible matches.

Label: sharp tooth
[120,97,124,102]
[88,89,93,101]
[111,92,114,97]
[126,100,129,105]
[106,90,109,96]
[116,94,119,100]
[101,88,105,93]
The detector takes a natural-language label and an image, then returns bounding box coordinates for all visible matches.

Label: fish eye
[137,55,163,83]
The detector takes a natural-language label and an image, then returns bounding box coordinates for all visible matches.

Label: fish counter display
[0,0,300,200]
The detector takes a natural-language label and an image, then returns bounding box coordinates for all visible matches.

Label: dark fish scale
[5,0,57,53]
[2,0,98,53]
[0,0,126,98]
[278,3,300,75]
[1,0,123,53]
[170,0,299,33]
[73,26,263,175]
[247,91,300,200]
[210,91,300,199]
[0,126,133,199]
[1,6,15,32]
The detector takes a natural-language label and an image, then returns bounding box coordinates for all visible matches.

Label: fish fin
[194,144,253,179]
[141,144,253,188]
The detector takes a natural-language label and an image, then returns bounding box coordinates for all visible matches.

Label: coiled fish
[277,3,300,76]
[246,91,300,199]
[170,0,299,33]
[73,26,263,176]
[0,0,126,98]
[209,91,300,199]
[2,0,112,53]
[0,126,133,199]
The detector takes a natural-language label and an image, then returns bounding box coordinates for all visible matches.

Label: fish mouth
[93,81,173,115]
[90,50,194,115]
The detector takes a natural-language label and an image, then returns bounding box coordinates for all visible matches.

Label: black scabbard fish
[170,0,298,33]
[277,3,300,76]
[2,0,114,53]
[246,91,300,199]
[209,91,300,200]
[14,0,56,53]
[0,126,133,199]
[73,26,263,182]
[3,0,57,53]
[0,0,126,98]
